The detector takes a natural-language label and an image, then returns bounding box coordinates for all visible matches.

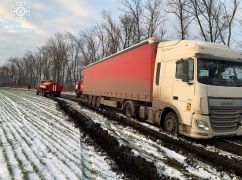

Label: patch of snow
[0,88,123,180]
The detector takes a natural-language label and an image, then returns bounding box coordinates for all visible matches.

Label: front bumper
[179,114,242,139]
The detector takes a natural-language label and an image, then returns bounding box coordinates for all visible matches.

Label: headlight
[196,120,210,131]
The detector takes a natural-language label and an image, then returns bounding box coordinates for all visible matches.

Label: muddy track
[200,139,242,157]
[226,137,242,146]
[54,97,167,180]
[61,94,242,177]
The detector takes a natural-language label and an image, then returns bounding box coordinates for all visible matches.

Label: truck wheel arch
[160,107,181,128]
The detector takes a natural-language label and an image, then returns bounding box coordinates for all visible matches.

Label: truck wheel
[124,101,135,118]
[41,89,44,96]
[163,111,179,134]
[88,96,92,104]
[44,91,47,97]
[91,96,96,107]
[96,97,102,108]
[36,91,39,95]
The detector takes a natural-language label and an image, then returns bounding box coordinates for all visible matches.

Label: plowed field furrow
[0,97,73,179]
[0,93,82,162]
[2,90,78,140]
[0,88,122,180]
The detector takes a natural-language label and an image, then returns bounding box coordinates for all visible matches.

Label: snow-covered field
[0,88,123,180]
[63,99,239,180]
[0,88,240,180]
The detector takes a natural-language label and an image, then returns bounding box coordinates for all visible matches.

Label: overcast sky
[0,0,120,65]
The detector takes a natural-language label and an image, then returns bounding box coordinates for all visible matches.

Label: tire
[96,96,102,108]
[91,96,96,107]
[41,89,44,96]
[124,101,135,118]
[88,95,92,104]
[36,91,39,95]
[163,111,179,134]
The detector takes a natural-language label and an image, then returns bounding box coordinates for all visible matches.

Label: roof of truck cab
[158,40,229,49]
[158,40,242,60]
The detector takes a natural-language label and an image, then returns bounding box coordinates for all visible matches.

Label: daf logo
[221,101,234,106]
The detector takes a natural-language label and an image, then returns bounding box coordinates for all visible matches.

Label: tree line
[0,0,240,88]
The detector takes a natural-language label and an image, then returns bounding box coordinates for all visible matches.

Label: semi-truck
[82,37,242,138]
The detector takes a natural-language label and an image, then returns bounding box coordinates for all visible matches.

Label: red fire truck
[36,80,63,97]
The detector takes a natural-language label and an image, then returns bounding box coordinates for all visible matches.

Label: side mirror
[182,60,189,75]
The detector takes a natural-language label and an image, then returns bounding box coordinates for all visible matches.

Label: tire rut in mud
[60,95,242,178]
[201,139,242,157]
[54,98,167,180]
[96,107,242,177]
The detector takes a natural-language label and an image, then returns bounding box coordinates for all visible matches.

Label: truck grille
[210,107,241,132]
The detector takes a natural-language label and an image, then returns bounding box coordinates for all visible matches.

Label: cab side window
[176,58,194,80]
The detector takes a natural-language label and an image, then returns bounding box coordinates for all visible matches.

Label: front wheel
[163,111,179,135]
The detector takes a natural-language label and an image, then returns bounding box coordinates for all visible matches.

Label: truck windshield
[198,58,242,87]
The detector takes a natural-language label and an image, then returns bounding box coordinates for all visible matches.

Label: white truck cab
[153,40,242,138]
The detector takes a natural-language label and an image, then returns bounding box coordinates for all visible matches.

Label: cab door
[172,58,195,126]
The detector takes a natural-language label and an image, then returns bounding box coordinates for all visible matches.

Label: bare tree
[144,0,166,38]
[220,0,239,46]
[81,29,101,64]
[47,33,69,83]
[119,13,136,48]
[121,0,144,43]
[101,10,122,55]
[168,0,192,39]
[187,0,240,45]
[66,32,82,84]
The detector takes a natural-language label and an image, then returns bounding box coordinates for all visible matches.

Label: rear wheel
[124,101,135,118]
[88,95,92,104]
[91,96,96,107]
[163,111,179,134]
[96,96,102,108]
[40,89,44,96]
[44,91,47,97]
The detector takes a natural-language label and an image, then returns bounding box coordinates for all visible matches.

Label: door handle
[173,96,178,100]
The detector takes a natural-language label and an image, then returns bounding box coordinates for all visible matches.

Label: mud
[61,94,242,177]
[73,99,242,178]
[202,139,242,157]
[54,98,167,180]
